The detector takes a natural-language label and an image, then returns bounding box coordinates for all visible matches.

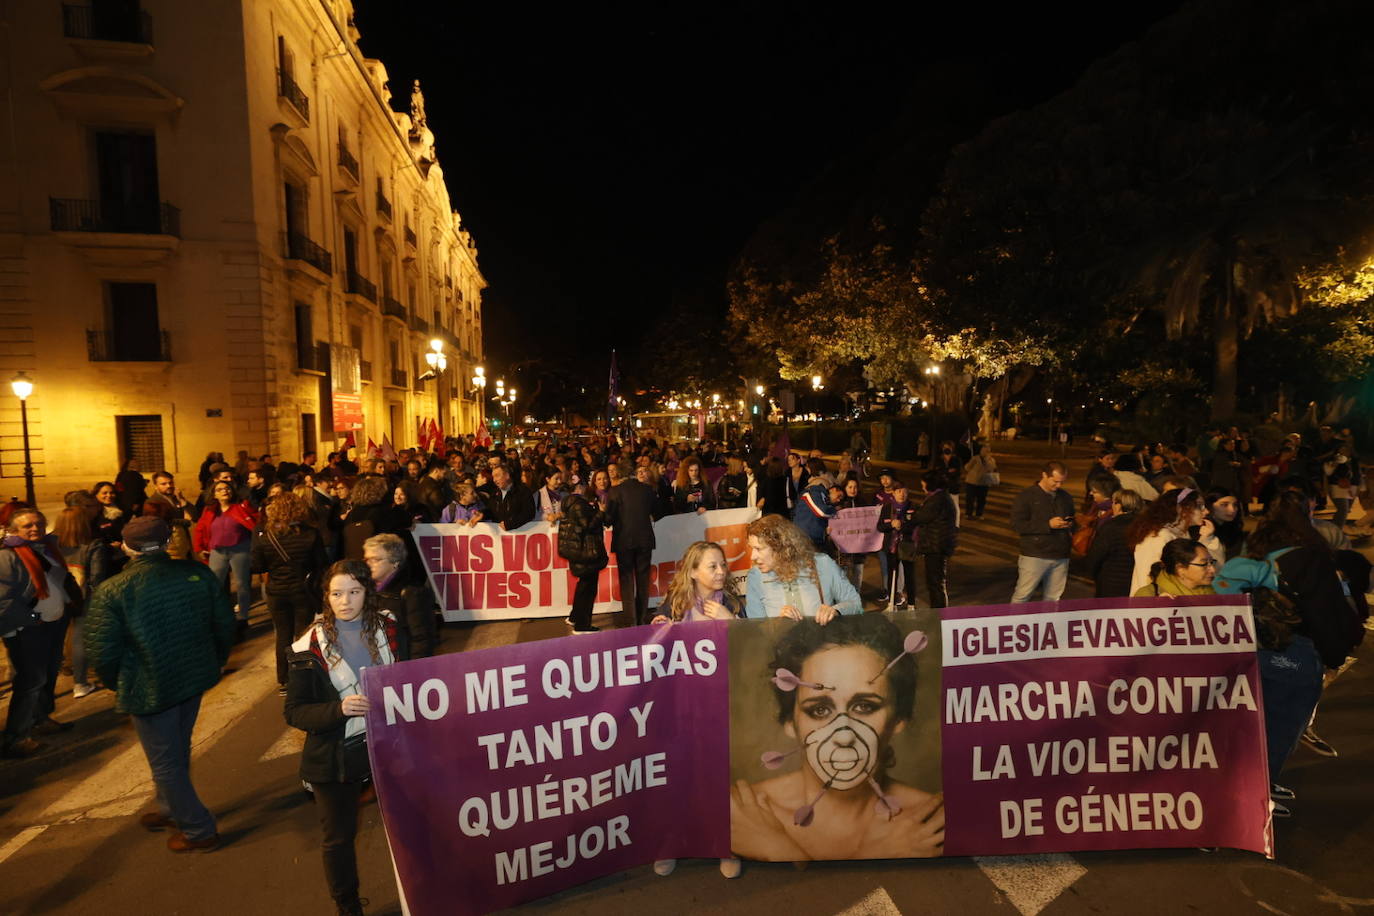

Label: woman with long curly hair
[744,515,861,623]
[1126,488,1222,595]
[672,456,716,515]
[252,493,327,693]
[285,559,407,916]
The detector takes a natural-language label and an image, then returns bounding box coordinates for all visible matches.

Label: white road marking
[259,727,304,762]
[0,826,47,867]
[975,853,1087,916]
[834,886,902,916]
[0,636,280,866]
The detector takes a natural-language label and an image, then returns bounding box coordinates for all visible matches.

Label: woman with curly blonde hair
[744,514,861,623]
[651,541,743,624]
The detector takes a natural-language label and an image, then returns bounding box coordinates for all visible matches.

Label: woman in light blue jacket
[744,515,861,622]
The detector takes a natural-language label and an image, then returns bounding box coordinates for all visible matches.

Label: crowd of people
[0,422,1368,913]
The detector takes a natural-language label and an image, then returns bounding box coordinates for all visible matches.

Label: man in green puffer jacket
[85,516,236,853]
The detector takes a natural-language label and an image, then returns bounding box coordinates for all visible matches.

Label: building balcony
[277,70,310,122]
[344,270,376,303]
[360,360,373,382]
[284,231,332,276]
[445,275,452,288]
[404,225,417,248]
[51,197,179,236]
[62,4,153,45]
[388,368,408,389]
[408,313,429,334]
[297,340,327,375]
[376,190,392,221]
[413,371,425,392]
[87,329,170,362]
[337,143,359,182]
[381,296,406,321]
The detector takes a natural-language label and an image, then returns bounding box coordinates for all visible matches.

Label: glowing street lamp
[10,371,35,505]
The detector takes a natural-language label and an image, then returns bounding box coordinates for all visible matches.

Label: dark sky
[353,2,1183,383]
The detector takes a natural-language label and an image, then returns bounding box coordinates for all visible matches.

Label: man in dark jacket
[484,464,535,530]
[606,460,656,625]
[1009,461,1076,602]
[85,516,235,853]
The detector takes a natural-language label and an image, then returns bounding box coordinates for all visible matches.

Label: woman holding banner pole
[744,515,861,621]
[649,540,744,878]
[285,560,407,916]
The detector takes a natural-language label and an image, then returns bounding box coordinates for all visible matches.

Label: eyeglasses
[1187,559,1217,567]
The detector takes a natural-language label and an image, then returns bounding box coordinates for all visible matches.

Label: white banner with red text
[413,508,760,621]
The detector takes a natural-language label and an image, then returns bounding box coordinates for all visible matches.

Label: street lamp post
[923,365,941,450]
[1046,397,1055,445]
[471,366,486,428]
[811,375,823,449]
[10,371,35,506]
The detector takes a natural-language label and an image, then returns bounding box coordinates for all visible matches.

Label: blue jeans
[878,550,890,594]
[69,616,90,687]
[209,541,253,621]
[1011,556,1069,603]
[1258,635,1323,783]
[3,622,52,747]
[132,694,217,841]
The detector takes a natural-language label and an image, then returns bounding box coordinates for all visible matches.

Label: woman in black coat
[911,470,958,608]
[252,493,328,692]
[285,560,407,916]
[1085,489,1145,597]
[557,491,607,634]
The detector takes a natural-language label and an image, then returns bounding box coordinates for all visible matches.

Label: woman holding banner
[649,540,744,878]
[744,515,861,621]
[834,478,871,592]
[285,560,407,916]
[730,613,944,861]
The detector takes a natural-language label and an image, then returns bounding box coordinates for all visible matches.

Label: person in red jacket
[193,480,259,638]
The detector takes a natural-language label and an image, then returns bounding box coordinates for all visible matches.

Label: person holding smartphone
[1008,461,1077,602]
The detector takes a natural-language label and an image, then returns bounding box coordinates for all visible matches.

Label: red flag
[340,430,356,451]
[431,418,446,457]
[366,437,379,460]
[380,434,398,463]
[417,420,430,452]
[475,422,493,449]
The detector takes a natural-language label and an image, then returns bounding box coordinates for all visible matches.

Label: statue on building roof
[409,79,427,131]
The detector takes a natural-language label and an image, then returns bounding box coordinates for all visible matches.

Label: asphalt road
[1,441,1370,916]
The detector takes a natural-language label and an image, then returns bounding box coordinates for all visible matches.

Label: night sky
[353,2,1184,383]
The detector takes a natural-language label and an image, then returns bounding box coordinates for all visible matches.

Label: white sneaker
[72,683,97,699]
[653,859,677,876]
[719,857,741,878]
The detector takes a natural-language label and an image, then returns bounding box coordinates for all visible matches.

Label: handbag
[341,731,371,782]
[986,471,1001,486]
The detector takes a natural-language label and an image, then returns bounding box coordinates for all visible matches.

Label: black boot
[335,896,366,916]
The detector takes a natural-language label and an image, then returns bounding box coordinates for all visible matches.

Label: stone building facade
[0,0,485,504]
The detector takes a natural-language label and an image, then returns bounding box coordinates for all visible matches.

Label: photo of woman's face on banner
[727,610,944,861]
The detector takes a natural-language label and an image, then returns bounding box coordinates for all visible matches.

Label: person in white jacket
[1127,488,1223,595]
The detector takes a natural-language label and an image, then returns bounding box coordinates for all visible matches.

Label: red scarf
[11,543,50,600]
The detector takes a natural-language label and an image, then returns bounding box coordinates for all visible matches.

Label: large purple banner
[363,621,731,915]
[939,596,1271,857]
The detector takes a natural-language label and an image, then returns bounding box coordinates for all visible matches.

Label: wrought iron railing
[87,329,170,362]
[381,296,406,320]
[360,360,373,382]
[389,368,408,388]
[404,225,417,247]
[62,4,153,43]
[408,312,429,334]
[277,69,310,120]
[376,190,392,219]
[345,271,376,302]
[337,143,359,179]
[51,198,180,236]
[284,231,332,275]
